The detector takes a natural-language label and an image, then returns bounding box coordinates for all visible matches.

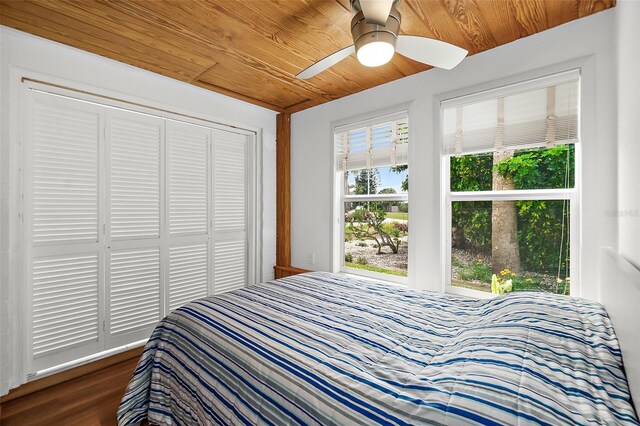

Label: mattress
[117,272,639,425]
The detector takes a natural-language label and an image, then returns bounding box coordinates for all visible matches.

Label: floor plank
[0,356,139,426]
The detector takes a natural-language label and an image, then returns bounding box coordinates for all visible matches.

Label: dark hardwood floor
[0,349,142,426]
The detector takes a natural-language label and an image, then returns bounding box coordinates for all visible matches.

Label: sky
[347,167,408,194]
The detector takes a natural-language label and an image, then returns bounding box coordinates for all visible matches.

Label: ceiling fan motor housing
[295,0,466,78]
[351,7,401,53]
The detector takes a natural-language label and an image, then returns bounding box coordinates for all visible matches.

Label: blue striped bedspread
[117,272,639,425]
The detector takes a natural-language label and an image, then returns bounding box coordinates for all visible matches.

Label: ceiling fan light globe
[356,41,395,67]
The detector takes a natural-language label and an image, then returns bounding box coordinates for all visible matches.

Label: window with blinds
[441,71,580,297]
[442,71,579,155]
[336,114,408,171]
[25,89,253,373]
[334,112,409,283]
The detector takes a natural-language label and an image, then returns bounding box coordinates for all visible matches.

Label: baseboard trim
[0,346,144,404]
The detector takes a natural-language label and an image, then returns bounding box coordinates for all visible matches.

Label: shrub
[393,222,408,233]
[380,222,394,235]
[346,207,402,254]
[458,261,492,283]
[491,274,512,295]
[344,252,353,263]
[356,256,368,265]
[357,241,368,247]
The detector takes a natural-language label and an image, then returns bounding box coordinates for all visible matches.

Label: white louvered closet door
[105,109,164,348]
[26,91,104,372]
[166,120,211,311]
[212,130,249,294]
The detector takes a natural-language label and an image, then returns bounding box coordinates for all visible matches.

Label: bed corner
[600,246,640,413]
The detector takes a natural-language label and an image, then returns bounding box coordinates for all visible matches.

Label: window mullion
[343,194,409,202]
[449,188,576,201]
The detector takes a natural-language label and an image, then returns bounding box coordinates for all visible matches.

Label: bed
[117,272,638,425]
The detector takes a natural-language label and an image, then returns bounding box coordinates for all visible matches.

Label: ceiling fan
[296,0,468,79]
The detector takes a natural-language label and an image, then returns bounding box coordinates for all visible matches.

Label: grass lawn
[345,262,407,277]
[451,252,570,295]
[385,212,408,220]
[451,279,489,292]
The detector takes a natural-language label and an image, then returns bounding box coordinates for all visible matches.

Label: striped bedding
[117,272,639,425]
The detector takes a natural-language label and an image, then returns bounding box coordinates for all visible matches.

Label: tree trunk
[451,227,467,249]
[492,150,521,274]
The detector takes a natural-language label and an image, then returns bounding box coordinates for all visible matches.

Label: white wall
[291,9,617,301]
[612,7,640,407]
[0,27,277,395]
[617,1,640,269]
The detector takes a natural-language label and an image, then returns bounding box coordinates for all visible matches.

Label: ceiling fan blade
[296,45,355,79]
[359,0,393,25]
[396,35,468,70]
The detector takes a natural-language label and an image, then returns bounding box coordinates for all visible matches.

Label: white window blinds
[442,71,580,155]
[24,89,253,373]
[335,113,409,171]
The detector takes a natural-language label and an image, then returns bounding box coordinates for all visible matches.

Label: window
[24,87,255,374]
[334,112,409,283]
[441,71,580,296]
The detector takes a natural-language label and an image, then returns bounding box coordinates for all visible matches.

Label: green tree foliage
[378,188,396,194]
[450,154,493,247]
[516,200,570,274]
[450,145,574,276]
[378,187,397,211]
[494,145,575,190]
[345,204,406,254]
[389,165,409,191]
[353,168,380,195]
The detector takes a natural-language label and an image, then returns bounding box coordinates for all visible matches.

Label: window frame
[440,98,582,299]
[331,105,412,286]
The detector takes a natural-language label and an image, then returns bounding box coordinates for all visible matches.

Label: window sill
[339,267,408,286]
[445,285,496,299]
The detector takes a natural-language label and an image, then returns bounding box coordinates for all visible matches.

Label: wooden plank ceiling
[0,0,614,113]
